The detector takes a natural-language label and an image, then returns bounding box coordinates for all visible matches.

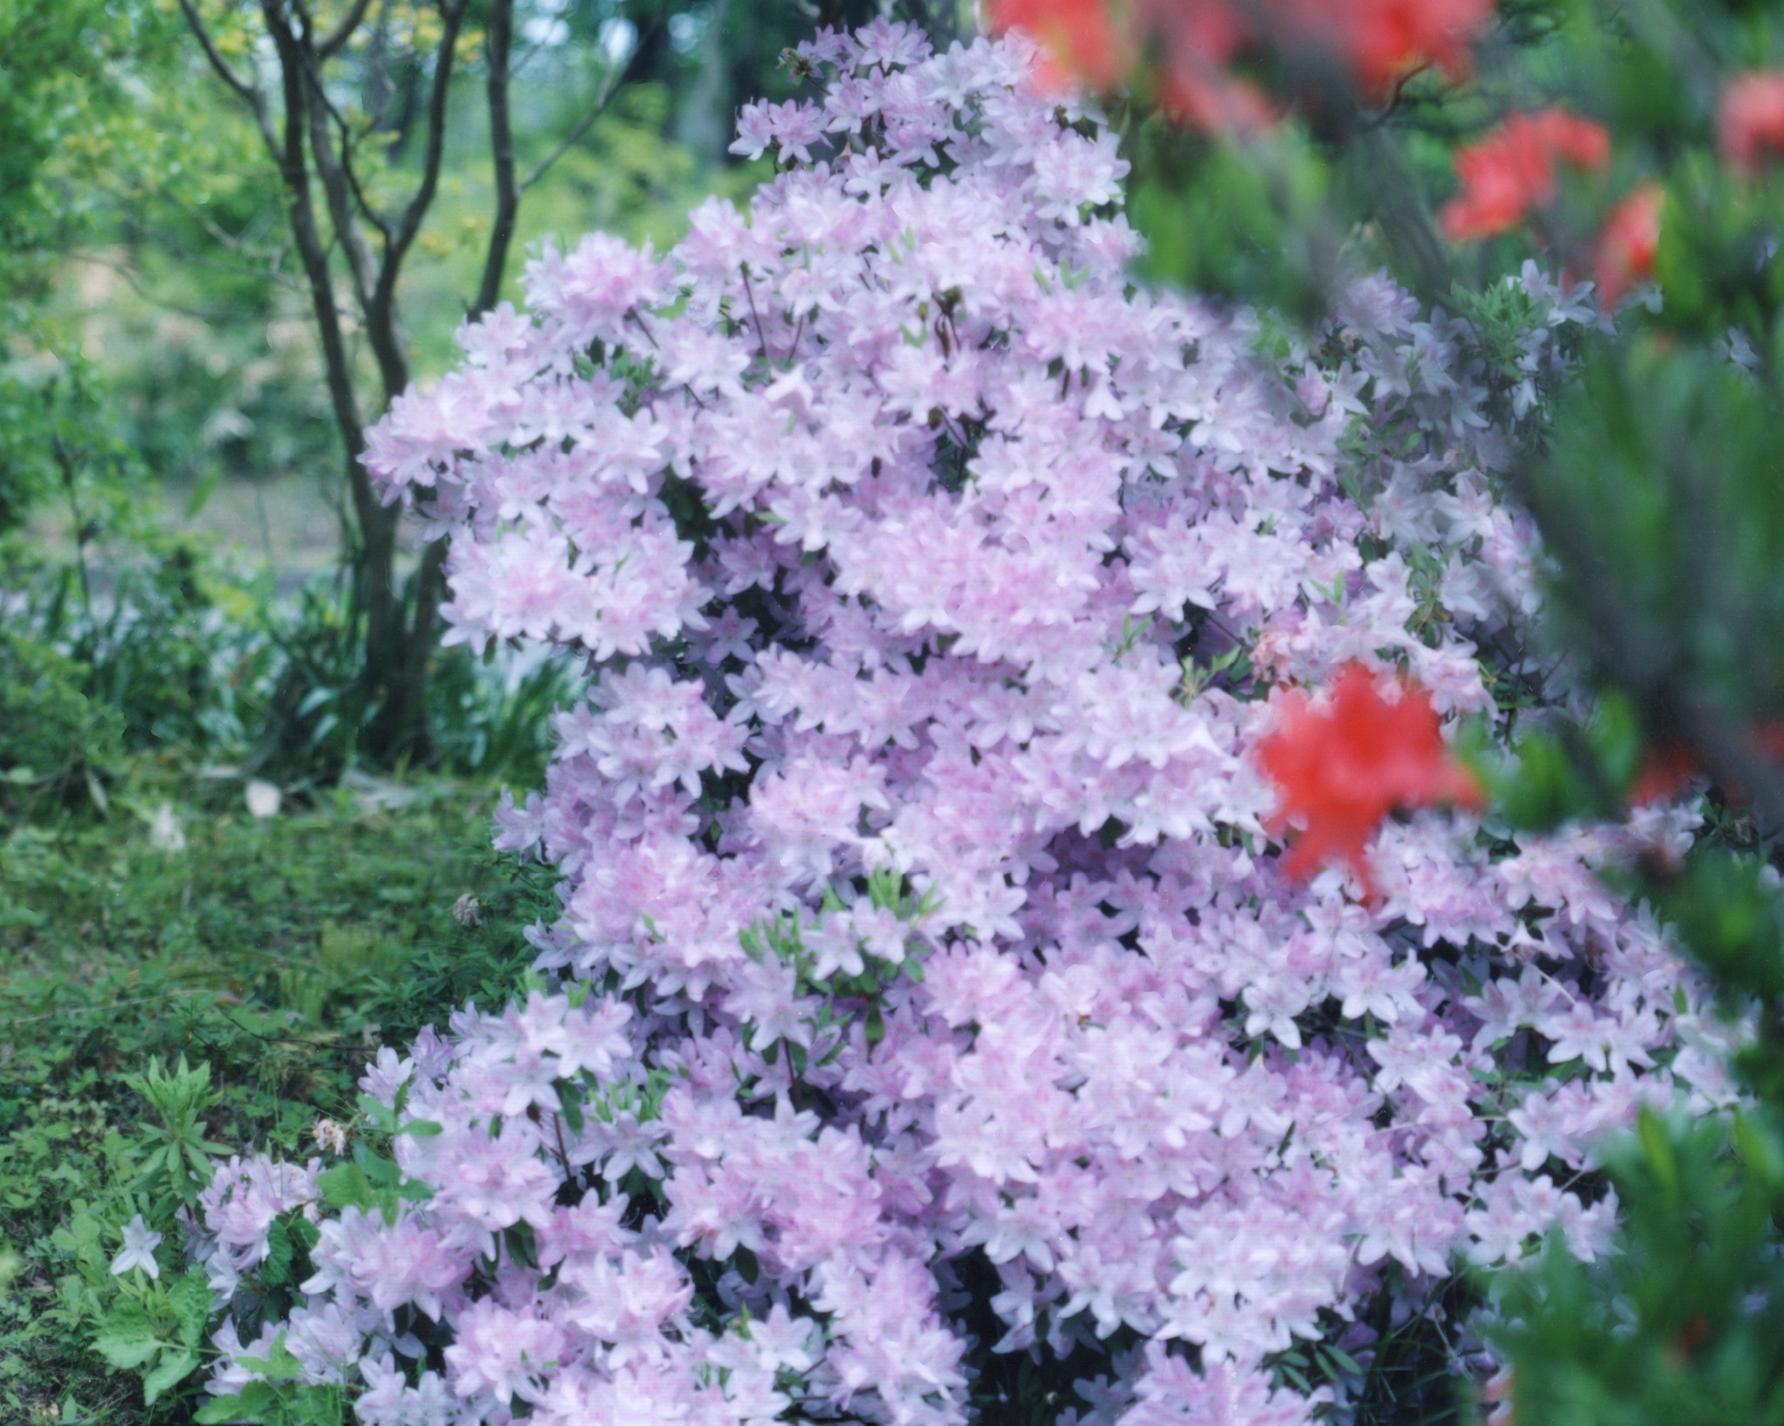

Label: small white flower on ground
[451,893,484,928]
[110,1214,162,1279]
[312,1117,348,1155]
[147,804,186,853]
[245,779,282,818]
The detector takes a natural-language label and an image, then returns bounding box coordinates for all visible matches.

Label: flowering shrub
[1437,107,1610,242]
[988,0,1494,129]
[189,24,1724,1425]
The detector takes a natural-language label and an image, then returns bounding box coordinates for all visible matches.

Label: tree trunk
[178,0,518,769]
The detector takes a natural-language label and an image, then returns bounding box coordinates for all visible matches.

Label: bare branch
[64,251,286,326]
[301,51,383,321]
[293,20,393,241]
[521,18,661,193]
[176,0,259,104]
[472,0,518,318]
[176,0,277,149]
[257,0,370,482]
[317,0,374,57]
[375,0,470,306]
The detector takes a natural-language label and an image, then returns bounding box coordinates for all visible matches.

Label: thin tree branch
[257,0,370,494]
[66,249,303,318]
[317,0,374,57]
[472,0,517,318]
[302,49,383,323]
[294,16,392,243]
[521,19,660,193]
[348,0,466,404]
[177,0,279,150]
[328,95,393,240]
[379,0,470,289]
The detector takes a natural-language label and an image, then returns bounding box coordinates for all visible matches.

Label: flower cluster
[1438,107,1610,241]
[195,24,1717,1426]
[1434,106,1664,308]
[989,0,1494,129]
[1256,664,1482,895]
[1718,71,1784,174]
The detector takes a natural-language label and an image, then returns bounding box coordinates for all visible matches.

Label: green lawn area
[0,774,551,1422]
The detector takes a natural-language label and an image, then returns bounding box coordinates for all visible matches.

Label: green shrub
[0,631,124,812]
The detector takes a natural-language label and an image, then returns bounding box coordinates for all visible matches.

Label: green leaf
[1585,692,1643,795]
[352,1141,399,1189]
[1319,1342,1363,1376]
[142,1347,200,1405]
[170,1268,213,1346]
[261,1218,293,1288]
[195,1383,276,1423]
[291,1384,348,1426]
[1637,1110,1680,1200]
[317,1162,374,1212]
[559,1080,585,1134]
[356,1094,398,1134]
[395,1176,435,1205]
[183,465,220,519]
[93,1300,161,1371]
[237,1335,302,1383]
[185,1140,216,1187]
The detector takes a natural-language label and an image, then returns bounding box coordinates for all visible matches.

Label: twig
[175,0,278,152]
[317,0,374,57]
[520,18,662,192]
[739,263,772,359]
[375,0,471,306]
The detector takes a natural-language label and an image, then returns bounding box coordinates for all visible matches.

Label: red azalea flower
[1631,737,1700,806]
[1440,107,1611,241]
[1719,71,1784,174]
[1256,664,1481,895]
[986,0,1136,92]
[992,0,1494,128]
[1633,723,1784,804]
[1535,107,1613,169]
[1154,1,1276,133]
[1594,183,1662,308]
[1294,0,1496,99]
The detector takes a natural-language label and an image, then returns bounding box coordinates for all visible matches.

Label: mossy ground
[0,769,552,1422]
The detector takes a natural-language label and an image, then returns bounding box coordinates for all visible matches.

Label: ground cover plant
[0,774,552,1423]
[136,22,1751,1425]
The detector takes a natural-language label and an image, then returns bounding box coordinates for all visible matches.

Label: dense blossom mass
[1437,106,1610,241]
[192,24,1721,1425]
[989,0,1494,128]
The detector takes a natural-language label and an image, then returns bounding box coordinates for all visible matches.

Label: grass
[0,768,554,1422]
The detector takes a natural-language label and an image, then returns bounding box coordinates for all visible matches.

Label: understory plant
[150,22,1736,1426]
